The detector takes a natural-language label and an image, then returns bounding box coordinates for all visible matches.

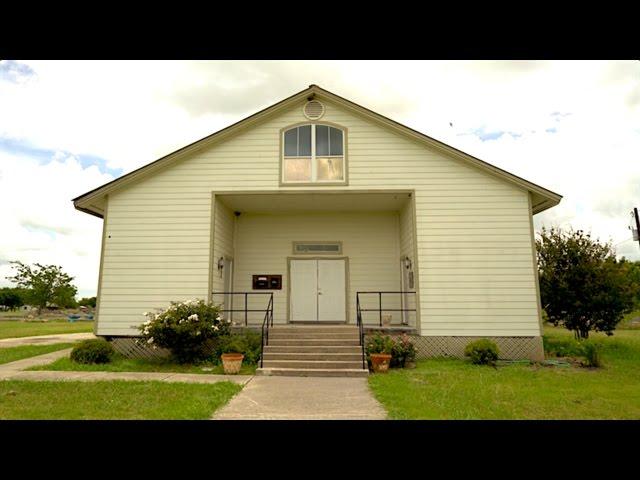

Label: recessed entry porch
[210,191,418,330]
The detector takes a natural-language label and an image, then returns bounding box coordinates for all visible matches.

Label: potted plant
[391,333,417,368]
[365,333,395,373]
[219,336,245,374]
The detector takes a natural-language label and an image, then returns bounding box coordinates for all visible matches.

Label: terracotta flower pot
[221,353,244,374]
[370,353,392,373]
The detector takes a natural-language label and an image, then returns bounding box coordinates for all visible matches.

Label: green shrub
[543,335,583,357]
[215,331,262,365]
[390,334,416,368]
[70,339,115,364]
[580,341,603,368]
[464,339,499,366]
[138,299,230,364]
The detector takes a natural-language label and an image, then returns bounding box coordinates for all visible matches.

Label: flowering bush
[365,332,395,356]
[137,299,230,363]
[390,334,416,368]
[366,333,417,368]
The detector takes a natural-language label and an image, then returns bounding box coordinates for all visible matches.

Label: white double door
[290,259,346,322]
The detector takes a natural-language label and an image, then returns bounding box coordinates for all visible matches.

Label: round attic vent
[303,100,325,120]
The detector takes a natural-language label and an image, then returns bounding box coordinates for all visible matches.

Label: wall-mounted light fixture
[217,257,225,277]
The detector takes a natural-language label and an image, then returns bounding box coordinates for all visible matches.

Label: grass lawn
[368,326,640,419]
[0,343,74,365]
[29,353,257,375]
[0,380,242,419]
[0,319,94,339]
[620,308,640,329]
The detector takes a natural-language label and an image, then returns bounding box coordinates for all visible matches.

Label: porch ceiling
[217,192,411,213]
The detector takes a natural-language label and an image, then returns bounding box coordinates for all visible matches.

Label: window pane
[284,128,298,156]
[284,158,311,181]
[317,157,344,181]
[298,125,312,156]
[329,127,343,156]
[316,125,329,156]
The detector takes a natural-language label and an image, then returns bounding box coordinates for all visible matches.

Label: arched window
[282,124,345,183]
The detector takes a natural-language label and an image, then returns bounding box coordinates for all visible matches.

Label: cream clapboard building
[74,84,562,364]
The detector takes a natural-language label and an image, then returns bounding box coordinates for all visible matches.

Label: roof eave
[532,196,562,215]
[73,202,104,219]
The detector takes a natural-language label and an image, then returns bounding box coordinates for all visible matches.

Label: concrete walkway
[0,332,96,348]
[0,347,74,371]
[212,376,387,420]
[1,344,387,419]
[0,369,252,385]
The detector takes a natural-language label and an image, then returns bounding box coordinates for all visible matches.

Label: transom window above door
[282,124,346,184]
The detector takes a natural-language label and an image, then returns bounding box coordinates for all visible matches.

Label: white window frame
[281,123,347,185]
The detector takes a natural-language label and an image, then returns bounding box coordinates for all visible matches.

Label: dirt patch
[530,357,582,369]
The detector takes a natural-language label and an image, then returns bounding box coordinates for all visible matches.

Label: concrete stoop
[258,325,369,378]
[256,367,369,378]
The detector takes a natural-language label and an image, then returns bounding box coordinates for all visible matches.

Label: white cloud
[0,60,638,299]
[0,150,112,297]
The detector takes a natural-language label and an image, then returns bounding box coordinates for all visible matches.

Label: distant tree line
[0,287,29,310]
[1,261,95,313]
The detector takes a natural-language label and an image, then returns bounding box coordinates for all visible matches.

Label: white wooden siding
[96,98,540,337]
[211,197,235,294]
[232,212,401,325]
[97,189,211,335]
[399,197,417,325]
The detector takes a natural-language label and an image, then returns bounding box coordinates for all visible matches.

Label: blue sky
[0,137,123,177]
[0,60,638,297]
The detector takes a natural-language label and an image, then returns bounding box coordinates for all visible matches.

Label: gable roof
[73,84,562,217]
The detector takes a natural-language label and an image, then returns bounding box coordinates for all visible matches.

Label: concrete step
[264,345,363,354]
[256,367,369,378]
[268,338,361,346]
[270,325,358,333]
[263,352,363,361]
[268,332,360,340]
[262,359,364,369]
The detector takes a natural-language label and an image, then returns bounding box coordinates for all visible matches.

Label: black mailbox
[253,275,268,289]
[252,274,282,290]
[269,276,282,289]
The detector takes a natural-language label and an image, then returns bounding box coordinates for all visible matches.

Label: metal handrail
[211,291,274,326]
[211,291,274,368]
[356,294,366,369]
[260,294,274,368]
[356,291,417,327]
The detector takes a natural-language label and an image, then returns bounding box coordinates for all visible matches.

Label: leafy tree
[536,227,638,339]
[6,261,78,314]
[78,296,97,308]
[621,260,640,308]
[55,288,78,309]
[0,287,25,310]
